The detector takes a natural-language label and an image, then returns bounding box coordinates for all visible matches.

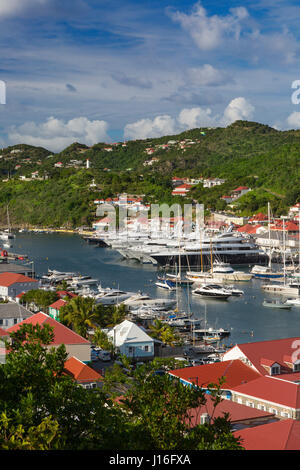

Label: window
[246,401,254,408]
[257,404,266,411]
[281,412,290,418]
[269,408,278,415]
[144,345,149,352]
[293,362,300,372]
[271,365,280,375]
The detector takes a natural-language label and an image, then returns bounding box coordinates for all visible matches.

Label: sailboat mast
[268,202,271,268]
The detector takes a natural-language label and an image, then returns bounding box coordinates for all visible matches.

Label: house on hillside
[172,183,193,197]
[107,320,154,361]
[64,356,103,389]
[7,312,91,363]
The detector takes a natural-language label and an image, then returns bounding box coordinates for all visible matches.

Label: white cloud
[286,112,300,128]
[124,97,255,140]
[187,64,233,87]
[170,2,249,50]
[8,116,110,152]
[222,97,255,125]
[124,115,176,140]
[0,0,48,17]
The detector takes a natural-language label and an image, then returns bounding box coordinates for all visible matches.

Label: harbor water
[13,232,300,347]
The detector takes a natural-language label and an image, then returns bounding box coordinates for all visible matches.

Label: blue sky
[1,0,300,151]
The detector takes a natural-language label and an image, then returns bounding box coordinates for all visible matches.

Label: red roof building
[234,419,300,450]
[168,359,261,394]
[186,394,277,430]
[249,213,268,223]
[222,336,300,377]
[0,273,38,300]
[236,223,264,234]
[229,376,300,419]
[7,312,91,364]
[64,356,103,389]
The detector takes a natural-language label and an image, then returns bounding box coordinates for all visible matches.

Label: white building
[107,320,154,361]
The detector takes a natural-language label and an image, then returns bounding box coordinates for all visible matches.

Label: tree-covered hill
[1,120,300,227]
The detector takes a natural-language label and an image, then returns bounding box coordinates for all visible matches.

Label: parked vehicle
[98,350,111,361]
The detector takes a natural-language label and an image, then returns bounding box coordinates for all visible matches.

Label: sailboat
[251,203,284,279]
[261,217,300,296]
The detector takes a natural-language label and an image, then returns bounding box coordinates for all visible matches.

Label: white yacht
[117,228,268,267]
[188,261,252,283]
[95,287,136,305]
[251,265,284,280]
[123,293,177,311]
[192,283,232,300]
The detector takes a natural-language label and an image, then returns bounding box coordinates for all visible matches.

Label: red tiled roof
[229,376,300,409]
[49,299,68,310]
[7,312,90,345]
[224,337,300,376]
[233,186,249,191]
[64,356,103,383]
[234,419,300,450]
[249,213,268,222]
[0,273,38,287]
[168,360,261,389]
[186,394,275,428]
[236,224,262,234]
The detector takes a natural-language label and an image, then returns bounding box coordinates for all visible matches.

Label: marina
[9,231,300,347]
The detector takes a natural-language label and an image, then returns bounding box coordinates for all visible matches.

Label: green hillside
[1,120,300,227]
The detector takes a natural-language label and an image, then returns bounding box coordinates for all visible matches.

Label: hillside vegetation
[0,120,300,227]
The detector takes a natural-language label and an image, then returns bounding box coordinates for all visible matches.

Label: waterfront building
[0,272,38,301]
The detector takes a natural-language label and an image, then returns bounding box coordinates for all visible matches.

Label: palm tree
[59,296,98,338]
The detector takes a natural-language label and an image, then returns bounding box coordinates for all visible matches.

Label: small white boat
[262,299,291,309]
[155,280,176,291]
[286,298,300,307]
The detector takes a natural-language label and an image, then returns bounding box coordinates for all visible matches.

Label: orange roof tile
[64,356,103,383]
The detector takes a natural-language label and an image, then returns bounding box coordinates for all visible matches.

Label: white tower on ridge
[86,158,90,169]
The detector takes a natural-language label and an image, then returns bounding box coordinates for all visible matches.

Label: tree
[0,323,127,450]
[93,327,115,355]
[21,289,59,311]
[149,318,181,347]
[59,296,98,338]
[119,367,243,450]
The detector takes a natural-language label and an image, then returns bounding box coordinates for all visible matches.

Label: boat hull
[150,252,269,268]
